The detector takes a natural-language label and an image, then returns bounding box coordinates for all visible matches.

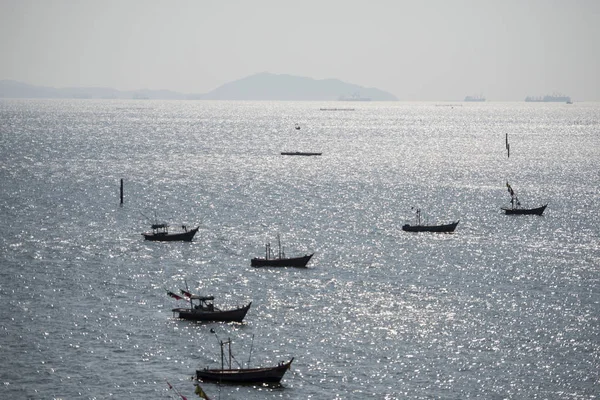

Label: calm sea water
[1,99,598,399]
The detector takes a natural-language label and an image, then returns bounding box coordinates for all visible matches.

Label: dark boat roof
[189,295,215,301]
[151,223,168,229]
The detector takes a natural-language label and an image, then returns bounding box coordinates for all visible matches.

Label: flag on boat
[166,380,188,400]
[180,289,192,298]
[195,384,211,400]
[167,291,184,300]
[506,182,514,196]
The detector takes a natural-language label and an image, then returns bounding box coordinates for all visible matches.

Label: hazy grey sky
[1,0,599,100]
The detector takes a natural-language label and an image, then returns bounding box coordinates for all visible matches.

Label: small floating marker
[120,178,124,205]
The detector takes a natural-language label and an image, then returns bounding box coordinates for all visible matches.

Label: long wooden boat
[402,221,459,233]
[196,359,294,384]
[502,182,547,215]
[501,204,547,215]
[251,235,313,267]
[142,224,199,241]
[196,338,293,384]
[169,292,251,323]
[281,151,322,156]
[401,208,459,233]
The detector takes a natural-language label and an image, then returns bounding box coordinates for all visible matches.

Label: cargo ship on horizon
[525,92,571,103]
[464,95,486,102]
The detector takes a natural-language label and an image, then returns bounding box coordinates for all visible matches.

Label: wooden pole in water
[120,179,124,205]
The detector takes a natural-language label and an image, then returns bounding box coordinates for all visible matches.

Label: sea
[0,99,598,400]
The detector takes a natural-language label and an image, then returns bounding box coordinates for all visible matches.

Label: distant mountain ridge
[0,73,397,101]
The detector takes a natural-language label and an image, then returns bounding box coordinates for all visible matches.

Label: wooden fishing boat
[502,204,547,215]
[196,338,293,384]
[142,224,199,241]
[169,291,251,323]
[280,151,322,156]
[401,208,459,233]
[251,235,313,267]
[402,221,459,233]
[502,182,547,215]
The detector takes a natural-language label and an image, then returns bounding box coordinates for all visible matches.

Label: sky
[1,0,599,101]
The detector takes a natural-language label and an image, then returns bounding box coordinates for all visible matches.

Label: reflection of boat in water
[142,224,199,241]
[168,290,252,323]
[525,93,571,103]
[196,338,294,384]
[502,182,547,215]
[401,208,459,233]
[251,234,313,267]
[281,151,322,156]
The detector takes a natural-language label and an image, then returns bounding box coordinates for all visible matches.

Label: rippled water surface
[1,99,599,399]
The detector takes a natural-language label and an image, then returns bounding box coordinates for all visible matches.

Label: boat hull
[172,302,251,323]
[501,204,547,215]
[281,152,322,156]
[142,227,199,241]
[251,254,313,268]
[402,221,459,233]
[196,359,293,384]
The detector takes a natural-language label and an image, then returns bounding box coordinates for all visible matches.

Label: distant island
[0,72,398,101]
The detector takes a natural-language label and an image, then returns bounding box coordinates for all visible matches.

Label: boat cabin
[189,295,216,311]
[150,224,191,236]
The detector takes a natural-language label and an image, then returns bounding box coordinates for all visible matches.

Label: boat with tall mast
[401,208,459,233]
[501,182,547,215]
[196,337,293,384]
[251,234,313,267]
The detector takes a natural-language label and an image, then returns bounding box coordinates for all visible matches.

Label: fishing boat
[142,223,199,241]
[168,290,251,323]
[401,208,459,233]
[196,338,294,384]
[502,182,547,215]
[251,234,313,267]
[281,151,322,156]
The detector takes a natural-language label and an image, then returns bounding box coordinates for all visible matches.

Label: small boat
[169,290,251,323]
[502,182,547,215]
[142,223,199,241]
[281,151,322,156]
[196,338,293,384]
[401,208,459,233]
[251,234,313,267]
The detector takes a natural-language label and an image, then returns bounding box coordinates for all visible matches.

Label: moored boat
[251,235,313,267]
[168,290,251,323]
[401,208,459,233]
[196,338,293,384]
[501,204,547,215]
[142,223,199,241]
[281,151,322,156]
[502,182,547,215]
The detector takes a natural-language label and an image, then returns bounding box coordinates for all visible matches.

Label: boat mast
[247,334,255,368]
[277,234,282,259]
[220,338,232,370]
